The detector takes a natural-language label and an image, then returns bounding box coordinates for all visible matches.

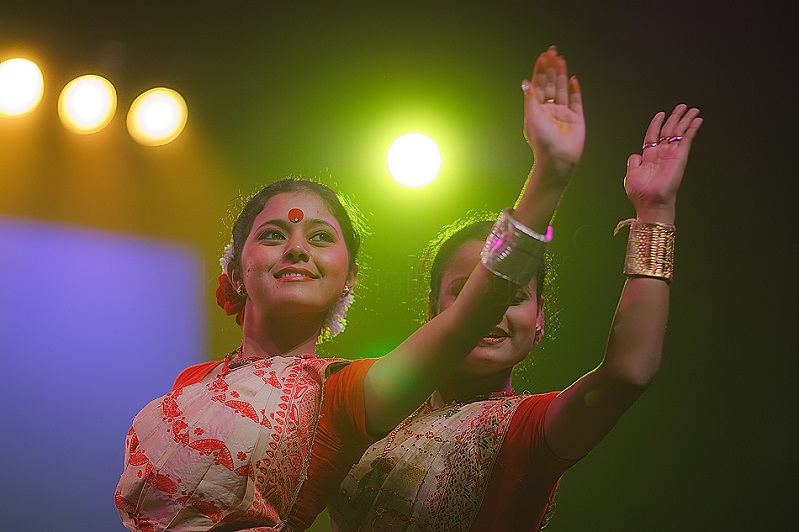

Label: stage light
[127,87,187,146]
[387,133,442,188]
[0,58,44,117]
[58,75,117,134]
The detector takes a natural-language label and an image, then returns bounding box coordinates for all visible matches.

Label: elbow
[605,356,661,390]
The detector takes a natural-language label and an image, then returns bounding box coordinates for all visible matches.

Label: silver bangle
[480,209,550,285]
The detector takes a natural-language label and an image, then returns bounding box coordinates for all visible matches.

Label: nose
[283,241,310,263]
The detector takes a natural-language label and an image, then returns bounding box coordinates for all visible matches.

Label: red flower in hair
[215,274,246,325]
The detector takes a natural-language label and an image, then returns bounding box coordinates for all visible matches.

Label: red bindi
[288,208,304,223]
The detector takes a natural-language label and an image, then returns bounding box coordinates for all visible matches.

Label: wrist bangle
[614,218,675,282]
[481,209,551,285]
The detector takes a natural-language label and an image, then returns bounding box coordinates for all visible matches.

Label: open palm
[524,46,585,170]
[625,104,703,216]
[523,46,585,180]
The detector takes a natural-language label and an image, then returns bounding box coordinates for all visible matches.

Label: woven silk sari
[331,395,528,531]
[116,355,348,531]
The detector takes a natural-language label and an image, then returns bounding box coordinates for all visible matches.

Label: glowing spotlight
[58,75,117,134]
[0,58,44,117]
[127,87,187,146]
[387,133,442,188]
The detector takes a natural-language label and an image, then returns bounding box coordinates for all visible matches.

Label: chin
[457,348,518,377]
[263,296,339,317]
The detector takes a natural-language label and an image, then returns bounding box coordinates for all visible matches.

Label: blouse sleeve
[287,357,379,530]
[171,360,221,390]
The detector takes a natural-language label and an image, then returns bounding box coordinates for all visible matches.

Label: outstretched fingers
[646,104,703,153]
[531,51,549,103]
[531,46,564,104]
[676,107,703,145]
[659,103,688,141]
[641,111,666,153]
[567,76,582,115]
[555,55,569,104]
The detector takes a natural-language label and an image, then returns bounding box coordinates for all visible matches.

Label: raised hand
[522,45,585,179]
[624,104,703,223]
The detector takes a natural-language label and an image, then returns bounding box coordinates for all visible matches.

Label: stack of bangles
[481,210,676,285]
[614,218,675,282]
[481,209,551,285]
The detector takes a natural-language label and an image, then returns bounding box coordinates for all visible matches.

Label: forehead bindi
[257,192,340,229]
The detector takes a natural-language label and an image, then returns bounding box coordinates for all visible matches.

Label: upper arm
[543,367,648,461]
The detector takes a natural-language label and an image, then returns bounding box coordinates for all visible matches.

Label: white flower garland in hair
[219,237,354,340]
[219,239,235,274]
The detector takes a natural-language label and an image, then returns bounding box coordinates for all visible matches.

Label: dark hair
[419,212,552,318]
[229,177,366,273]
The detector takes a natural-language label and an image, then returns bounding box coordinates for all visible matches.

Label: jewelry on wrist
[614,218,675,282]
[481,209,551,285]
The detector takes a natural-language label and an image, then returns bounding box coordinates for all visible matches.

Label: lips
[274,267,318,281]
[479,327,509,346]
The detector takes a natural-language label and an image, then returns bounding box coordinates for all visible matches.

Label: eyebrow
[255,218,340,235]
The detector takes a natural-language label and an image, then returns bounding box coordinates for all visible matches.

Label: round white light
[387,133,442,188]
[127,87,187,146]
[0,58,44,117]
[58,75,117,134]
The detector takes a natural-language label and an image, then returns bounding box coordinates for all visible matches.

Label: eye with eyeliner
[258,228,286,242]
[309,230,335,244]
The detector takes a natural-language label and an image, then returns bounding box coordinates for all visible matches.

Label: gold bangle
[614,218,675,282]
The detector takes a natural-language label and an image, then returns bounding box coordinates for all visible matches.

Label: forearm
[601,276,669,387]
[513,156,575,234]
[599,199,677,383]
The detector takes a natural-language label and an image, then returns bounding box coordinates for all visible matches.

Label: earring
[237,285,247,297]
[342,287,350,298]
[534,325,543,339]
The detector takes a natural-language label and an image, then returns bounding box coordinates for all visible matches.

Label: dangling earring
[535,325,543,340]
[320,286,355,342]
[237,285,247,298]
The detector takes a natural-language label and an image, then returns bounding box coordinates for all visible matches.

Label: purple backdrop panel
[0,218,205,531]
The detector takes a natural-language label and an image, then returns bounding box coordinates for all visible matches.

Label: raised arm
[544,104,703,460]
[364,46,584,435]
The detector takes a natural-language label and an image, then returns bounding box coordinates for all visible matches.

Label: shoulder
[324,357,379,383]
[320,358,380,438]
[171,360,223,390]
[504,391,561,442]
[506,391,579,468]
[513,390,561,418]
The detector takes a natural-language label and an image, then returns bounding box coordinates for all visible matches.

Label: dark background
[1,1,794,530]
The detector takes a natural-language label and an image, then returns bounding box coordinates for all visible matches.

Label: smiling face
[435,239,543,377]
[231,191,355,324]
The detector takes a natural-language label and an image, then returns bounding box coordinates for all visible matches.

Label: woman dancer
[115,44,585,531]
[329,105,702,530]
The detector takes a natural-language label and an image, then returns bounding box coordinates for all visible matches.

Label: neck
[435,368,514,405]
[240,309,324,358]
